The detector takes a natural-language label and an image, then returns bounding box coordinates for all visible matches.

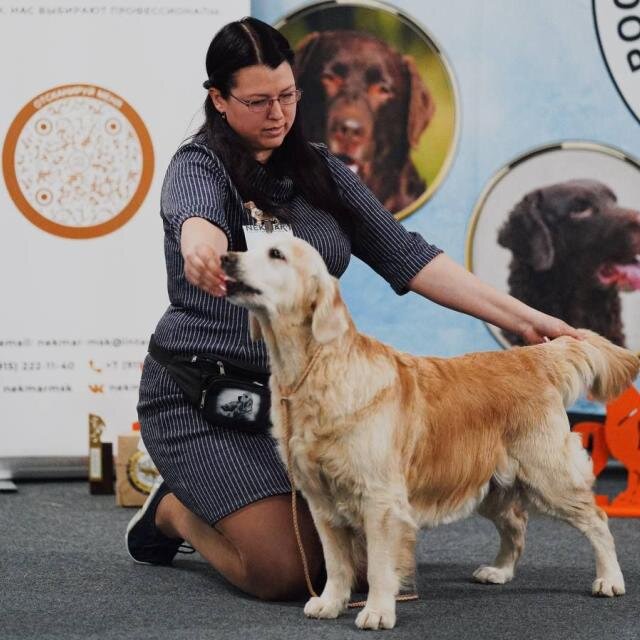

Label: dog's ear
[248,312,263,342]
[403,55,435,147]
[311,275,350,344]
[293,32,330,141]
[294,32,321,77]
[498,190,554,271]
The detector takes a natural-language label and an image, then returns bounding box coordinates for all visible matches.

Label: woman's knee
[241,544,324,601]
[213,494,325,600]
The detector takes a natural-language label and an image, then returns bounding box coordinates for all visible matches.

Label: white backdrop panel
[0,1,250,466]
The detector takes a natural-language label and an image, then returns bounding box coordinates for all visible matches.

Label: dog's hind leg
[473,487,528,585]
[531,488,624,596]
[519,429,625,597]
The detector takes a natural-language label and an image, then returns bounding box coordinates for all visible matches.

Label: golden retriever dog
[221,237,639,630]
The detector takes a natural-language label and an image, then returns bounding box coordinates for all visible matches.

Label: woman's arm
[408,253,581,345]
[180,217,229,297]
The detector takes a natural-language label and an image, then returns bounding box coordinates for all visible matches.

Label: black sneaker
[125,480,195,565]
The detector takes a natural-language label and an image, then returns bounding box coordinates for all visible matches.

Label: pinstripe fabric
[139,355,290,524]
[138,135,442,524]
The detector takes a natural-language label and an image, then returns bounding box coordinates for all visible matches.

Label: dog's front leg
[355,503,406,630]
[303,515,355,620]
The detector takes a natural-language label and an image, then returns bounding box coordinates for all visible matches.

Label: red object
[132,421,140,431]
[574,386,640,517]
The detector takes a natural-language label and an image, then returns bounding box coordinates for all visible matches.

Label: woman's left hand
[520,312,583,345]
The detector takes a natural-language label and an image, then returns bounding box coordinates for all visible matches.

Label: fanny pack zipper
[196,358,266,410]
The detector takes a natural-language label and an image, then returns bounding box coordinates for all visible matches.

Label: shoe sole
[125,479,165,565]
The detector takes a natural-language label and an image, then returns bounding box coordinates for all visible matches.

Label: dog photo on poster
[467,142,640,355]
[276,0,458,219]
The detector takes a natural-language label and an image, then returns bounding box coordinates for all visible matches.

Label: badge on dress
[242,201,293,251]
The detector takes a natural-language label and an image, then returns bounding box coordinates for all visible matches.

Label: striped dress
[138,135,442,525]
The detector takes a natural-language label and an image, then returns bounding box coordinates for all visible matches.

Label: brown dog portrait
[498,179,640,347]
[294,30,435,214]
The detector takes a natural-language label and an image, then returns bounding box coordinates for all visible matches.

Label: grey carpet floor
[1,472,638,640]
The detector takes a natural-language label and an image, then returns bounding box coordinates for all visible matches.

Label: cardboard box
[115,434,159,507]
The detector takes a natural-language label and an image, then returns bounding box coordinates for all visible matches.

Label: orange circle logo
[2,84,154,239]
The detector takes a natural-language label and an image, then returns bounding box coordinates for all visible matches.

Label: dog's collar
[278,345,323,403]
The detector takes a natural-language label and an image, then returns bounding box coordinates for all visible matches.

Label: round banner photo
[466,141,640,352]
[2,84,154,239]
[276,0,459,220]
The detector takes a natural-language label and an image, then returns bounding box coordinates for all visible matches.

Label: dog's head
[498,179,640,290]
[294,30,434,180]
[221,237,350,345]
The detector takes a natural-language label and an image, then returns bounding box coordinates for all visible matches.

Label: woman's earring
[220,112,227,121]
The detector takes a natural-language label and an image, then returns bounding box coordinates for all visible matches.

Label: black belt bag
[148,335,272,434]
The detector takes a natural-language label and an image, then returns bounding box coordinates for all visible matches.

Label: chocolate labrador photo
[294,30,435,214]
[498,179,640,347]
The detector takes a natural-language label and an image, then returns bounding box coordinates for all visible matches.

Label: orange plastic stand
[574,386,640,517]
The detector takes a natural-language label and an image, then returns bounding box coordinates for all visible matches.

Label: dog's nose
[220,253,239,277]
[338,118,364,137]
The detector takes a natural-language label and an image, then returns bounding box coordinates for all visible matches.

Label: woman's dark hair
[196,16,355,229]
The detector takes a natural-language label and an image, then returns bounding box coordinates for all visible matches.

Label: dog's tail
[547,330,639,407]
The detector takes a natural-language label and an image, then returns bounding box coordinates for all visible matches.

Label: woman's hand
[180,217,229,297]
[183,243,227,296]
[519,311,583,345]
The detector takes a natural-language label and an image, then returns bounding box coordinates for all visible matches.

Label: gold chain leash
[279,348,418,609]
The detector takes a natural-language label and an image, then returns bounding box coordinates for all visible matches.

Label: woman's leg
[155,491,325,601]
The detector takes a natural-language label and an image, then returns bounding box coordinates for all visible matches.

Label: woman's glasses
[229,89,303,113]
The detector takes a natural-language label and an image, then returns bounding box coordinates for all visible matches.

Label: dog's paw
[472,565,513,585]
[355,605,396,630]
[592,576,626,597]
[304,596,345,619]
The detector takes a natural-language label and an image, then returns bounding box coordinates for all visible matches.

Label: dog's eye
[330,63,348,78]
[369,83,393,98]
[269,248,286,261]
[569,199,592,214]
[570,207,593,220]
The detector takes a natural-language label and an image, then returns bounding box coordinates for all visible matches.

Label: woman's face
[210,62,297,163]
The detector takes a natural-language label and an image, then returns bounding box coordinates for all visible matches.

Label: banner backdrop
[255,0,640,415]
[0,1,250,474]
[2,1,639,477]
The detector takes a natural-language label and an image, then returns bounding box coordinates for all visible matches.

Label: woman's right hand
[180,217,229,297]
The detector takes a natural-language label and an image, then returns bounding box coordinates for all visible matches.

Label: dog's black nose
[220,253,238,279]
[220,254,236,267]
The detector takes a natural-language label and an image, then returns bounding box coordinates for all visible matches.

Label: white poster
[0,1,250,470]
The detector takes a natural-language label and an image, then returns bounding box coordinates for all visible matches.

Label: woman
[126,17,580,601]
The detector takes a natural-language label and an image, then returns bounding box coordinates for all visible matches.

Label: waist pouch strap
[148,334,272,433]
